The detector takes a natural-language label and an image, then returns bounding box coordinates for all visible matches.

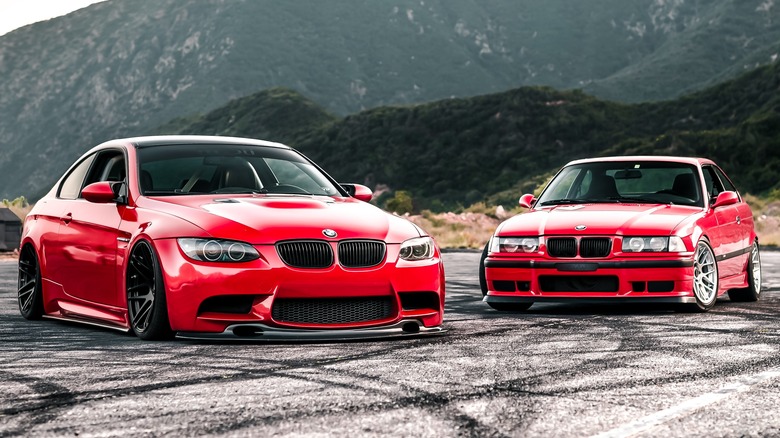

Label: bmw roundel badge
[575,225,587,231]
[322,229,338,238]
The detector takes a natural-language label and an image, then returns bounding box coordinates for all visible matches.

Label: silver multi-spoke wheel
[18,245,43,319]
[690,239,718,311]
[728,241,762,302]
[750,244,761,295]
[126,240,173,340]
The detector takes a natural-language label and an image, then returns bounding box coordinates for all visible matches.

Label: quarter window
[58,154,96,199]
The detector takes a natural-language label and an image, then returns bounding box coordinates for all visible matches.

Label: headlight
[490,236,539,253]
[399,236,434,261]
[622,236,686,253]
[178,238,260,262]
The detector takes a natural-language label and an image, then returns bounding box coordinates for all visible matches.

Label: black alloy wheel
[18,245,43,319]
[126,240,173,340]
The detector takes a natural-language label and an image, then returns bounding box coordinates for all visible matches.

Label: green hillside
[158,61,780,211]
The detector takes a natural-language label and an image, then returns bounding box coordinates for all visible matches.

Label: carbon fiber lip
[176,319,445,341]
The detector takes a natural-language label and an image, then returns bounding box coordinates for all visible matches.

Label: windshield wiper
[608,196,665,204]
[208,188,268,195]
[539,198,599,206]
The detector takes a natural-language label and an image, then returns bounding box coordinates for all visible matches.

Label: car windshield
[536,161,704,207]
[136,144,343,196]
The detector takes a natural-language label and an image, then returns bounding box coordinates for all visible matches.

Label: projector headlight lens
[178,238,260,262]
[399,237,435,261]
[622,236,686,253]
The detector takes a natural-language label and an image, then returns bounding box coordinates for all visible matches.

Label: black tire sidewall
[18,245,44,320]
[128,240,174,340]
[479,241,489,297]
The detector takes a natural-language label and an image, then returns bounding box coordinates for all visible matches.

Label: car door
[39,153,97,287]
[701,165,743,278]
[53,149,127,307]
[713,164,752,262]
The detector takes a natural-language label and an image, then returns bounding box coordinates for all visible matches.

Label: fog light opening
[402,322,420,334]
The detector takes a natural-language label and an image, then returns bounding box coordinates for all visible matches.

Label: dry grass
[407,211,500,249]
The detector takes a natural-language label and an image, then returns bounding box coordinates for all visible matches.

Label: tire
[487,302,533,312]
[728,241,762,302]
[681,238,719,312]
[18,245,44,320]
[479,241,489,297]
[126,240,174,340]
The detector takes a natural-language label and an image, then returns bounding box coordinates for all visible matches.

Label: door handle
[61,213,73,224]
[736,215,741,224]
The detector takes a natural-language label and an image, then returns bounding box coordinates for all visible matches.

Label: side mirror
[82,182,117,203]
[341,183,373,202]
[82,181,126,204]
[519,193,536,209]
[712,191,738,209]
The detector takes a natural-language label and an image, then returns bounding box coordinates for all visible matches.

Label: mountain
[158,60,780,211]
[2,0,780,200]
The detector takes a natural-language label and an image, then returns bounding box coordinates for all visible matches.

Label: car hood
[138,195,422,244]
[497,203,703,236]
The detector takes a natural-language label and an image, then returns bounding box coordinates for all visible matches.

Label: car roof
[99,135,291,149]
[565,156,715,167]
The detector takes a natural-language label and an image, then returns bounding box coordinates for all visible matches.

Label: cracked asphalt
[1,251,779,437]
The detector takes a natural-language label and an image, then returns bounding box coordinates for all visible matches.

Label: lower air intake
[271,297,394,324]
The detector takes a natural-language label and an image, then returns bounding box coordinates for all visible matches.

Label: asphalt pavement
[1,251,779,437]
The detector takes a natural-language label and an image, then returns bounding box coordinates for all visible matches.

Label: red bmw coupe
[480,156,762,312]
[17,136,445,340]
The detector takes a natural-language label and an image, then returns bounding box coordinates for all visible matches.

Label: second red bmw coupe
[18,136,445,340]
[480,156,762,312]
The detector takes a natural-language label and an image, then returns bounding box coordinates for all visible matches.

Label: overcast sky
[0,0,106,36]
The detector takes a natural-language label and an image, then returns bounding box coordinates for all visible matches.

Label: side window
[701,166,723,201]
[713,166,738,197]
[58,154,96,199]
[84,150,126,186]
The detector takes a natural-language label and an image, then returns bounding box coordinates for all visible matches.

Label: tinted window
[83,150,126,186]
[713,166,738,194]
[537,161,703,207]
[137,144,343,196]
[58,154,96,199]
[702,166,723,200]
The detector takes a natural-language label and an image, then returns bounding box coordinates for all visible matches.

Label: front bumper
[484,256,696,303]
[154,239,445,333]
[176,319,445,341]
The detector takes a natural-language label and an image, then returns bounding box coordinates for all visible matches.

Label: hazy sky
[0,0,106,36]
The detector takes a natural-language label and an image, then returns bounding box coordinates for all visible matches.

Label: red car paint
[19,136,445,340]
[482,156,761,312]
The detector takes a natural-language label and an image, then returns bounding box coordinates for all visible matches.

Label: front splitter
[176,319,445,342]
[484,295,697,304]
